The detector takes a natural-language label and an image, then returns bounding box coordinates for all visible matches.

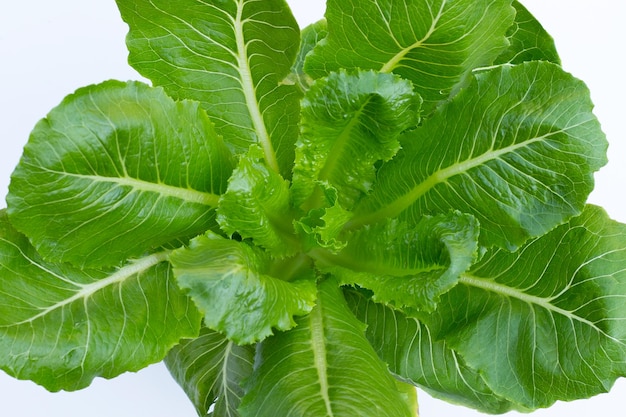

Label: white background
[0,1,624,415]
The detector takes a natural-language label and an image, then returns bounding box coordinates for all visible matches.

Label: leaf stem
[459,273,598,329]
[10,250,172,326]
[233,0,280,173]
[56,172,221,207]
[346,136,546,230]
[309,299,334,416]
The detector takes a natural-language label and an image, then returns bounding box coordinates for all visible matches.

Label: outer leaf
[217,145,296,258]
[7,80,233,268]
[239,277,415,417]
[350,62,607,250]
[117,0,301,176]
[0,210,201,391]
[320,212,479,312]
[305,0,515,111]
[493,1,561,65]
[170,232,317,344]
[345,289,516,414]
[292,70,420,211]
[165,327,255,417]
[426,205,626,409]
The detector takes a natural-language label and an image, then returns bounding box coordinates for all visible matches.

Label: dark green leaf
[305,0,515,112]
[320,212,479,312]
[170,232,317,344]
[239,277,416,417]
[345,289,517,414]
[292,69,420,211]
[426,205,626,409]
[351,62,607,250]
[0,210,201,392]
[7,80,233,267]
[116,0,302,176]
[165,327,255,417]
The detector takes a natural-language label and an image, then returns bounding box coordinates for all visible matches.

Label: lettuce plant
[1,0,625,416]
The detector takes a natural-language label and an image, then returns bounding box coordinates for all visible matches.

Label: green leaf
[320,212,479,312]
[350,62,607,250]
[239,277,416,417]
[305,0,515,112]
[7,80,233,268]
[292,70,420,211]
[425,205,626,409]
[493,1,561,65]
[289,19,328,92]
[0,210,201,392]
[294,184,352,253]
[165,327,255,417]
[345,289,516,414]
[170,232,317,344]
[217,145,296,258]
[116,0,302,176]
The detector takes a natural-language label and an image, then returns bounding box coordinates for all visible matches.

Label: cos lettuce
[1,1,624,416]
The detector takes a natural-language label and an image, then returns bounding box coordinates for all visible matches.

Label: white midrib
[51,171,220,207]
[459,274,598,329]
[379,0,446,73]
[12,251,171,326]
[233,0,279,173]
[309,303,334,417]
[347,135,545,229]
[220,341,236,416]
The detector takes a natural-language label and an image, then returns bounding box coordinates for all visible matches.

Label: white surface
[0,1,624,416]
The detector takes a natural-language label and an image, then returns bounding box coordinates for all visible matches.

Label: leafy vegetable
[165,327,255,416]
[0,210,201,391]
[239,277,417,417]
[1,0,624,416]
[7,80,233,267]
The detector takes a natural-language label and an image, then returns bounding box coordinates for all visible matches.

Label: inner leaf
[292,69,420,212]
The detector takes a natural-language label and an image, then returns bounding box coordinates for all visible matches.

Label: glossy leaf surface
[427,205,626,409]
[352,62,607,250]
[295,184,353,253]
[170,232,317,344]
[239,277,416,417]
[217,145,295,258]
[165,327,255,416]
[305,0,515,111]
[117,0,302,175]
[321,212,479,312]
[346,289,516,414]
[7,81,232,267]
[0,210,201,391]
[0,0,622,415]
[292,70,420,211]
